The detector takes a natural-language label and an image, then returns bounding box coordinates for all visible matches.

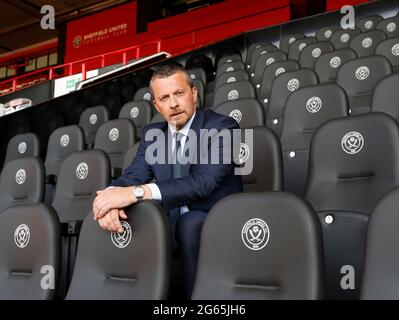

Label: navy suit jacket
[111,108,243,212]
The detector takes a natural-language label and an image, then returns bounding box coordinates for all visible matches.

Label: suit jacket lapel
[152,122,173,181]
[181,109,204,177]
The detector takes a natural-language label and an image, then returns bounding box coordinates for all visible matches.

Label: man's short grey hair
[149,64,194,97]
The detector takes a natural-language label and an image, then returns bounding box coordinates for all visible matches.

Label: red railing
[0,39,161,96]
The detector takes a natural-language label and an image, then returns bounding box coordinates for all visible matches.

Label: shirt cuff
[148,183,162,201]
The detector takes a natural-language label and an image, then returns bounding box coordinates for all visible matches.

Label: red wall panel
[65,1,137,63]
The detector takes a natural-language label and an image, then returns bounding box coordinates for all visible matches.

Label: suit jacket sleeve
[157,116,240,210]
[109,127,154,187]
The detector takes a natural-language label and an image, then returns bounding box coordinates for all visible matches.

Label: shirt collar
[168,111,196,137]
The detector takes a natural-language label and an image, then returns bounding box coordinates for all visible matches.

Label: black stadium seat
[192,192,323,300]
[356,15,384,32]
[188,67,207,84]
[280,84,349,196]
[299,41,334,68]
[375,37,399,72]
[316,25,341,42]
[216,61,245,78]
[44,125,85,204]
[336,55,392,114]
[44,125,85,178]
[214,98,265,128]
[305,112,399,299]
[349,30,386,57]
[0,158,44,213]
[288,37,317,60]
[0,203,60,299]
[252,51,287,87]
[266,68,319,136]
[93,119,137,178]
[314,48,357,83]
[216,53,242,67]
[51,149,110,298]
[361,186,399,299]
[245,41,271,68]
[236,126,283,192]
[330,28,361,49]
[185,54,214,83]
[78,106,110,149]
[212,80,256,108]
[119,100,153,138]
[280,33,305,54]
[371,73,399,121]
[52,150,110,223]
[4,132,40,166]
[134,86,152,102]
[248,44,278,74]
[258,60,300,112]
[213,70,249,93]
[376,16,399,38]
[66,201,170,299]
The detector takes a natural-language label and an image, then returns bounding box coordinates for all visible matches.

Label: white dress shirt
[148,111,197,215]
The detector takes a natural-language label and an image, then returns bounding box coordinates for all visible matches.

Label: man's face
[152,71,197,131]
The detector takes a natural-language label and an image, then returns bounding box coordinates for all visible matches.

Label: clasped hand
[92,187,135,233]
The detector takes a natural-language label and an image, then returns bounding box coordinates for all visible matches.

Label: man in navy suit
[93,64,242,296]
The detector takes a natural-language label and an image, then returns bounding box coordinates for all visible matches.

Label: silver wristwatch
[133,185,145,202]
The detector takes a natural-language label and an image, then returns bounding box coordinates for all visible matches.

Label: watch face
[134,187,144,198]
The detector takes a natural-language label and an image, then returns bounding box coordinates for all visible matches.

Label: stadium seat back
[349,30,386,57]
[134,86,152,102]
[66,201,170,300]
[288,37,317,60]
[119,101,153,138]
[0,203,60,300]
[280,84,349,195]
[236,126,283,192]
[280,33,305,53]
[94,119,136,172]
[214,70,249,93]
[371,73,399,120]
[192,192,323,300]
[267,69,318,136]
[52,150,110,223]
[356,15,384,32]
[361,186,399,299]
[44,125,85,177]
[316,25,341,42]
[375,37,399,72]
[214,98,265,128]
[5,132,40,165]
[0,158,44,213]
[212,80,256,108]
[252,51,287,86]
[376,16,399,38]
[299,41,334,68]
[314,48,357,83]
[331,28,361,49]
[336,56,392,114]
[305,113,399,299]
[78,106,110,148]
